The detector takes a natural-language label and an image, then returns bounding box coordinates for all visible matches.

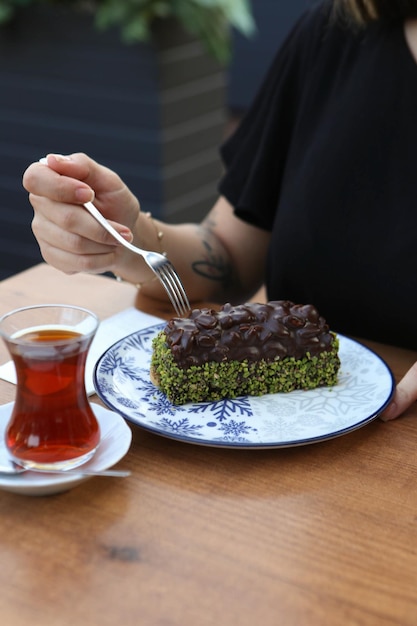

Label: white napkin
[0,307,163,396]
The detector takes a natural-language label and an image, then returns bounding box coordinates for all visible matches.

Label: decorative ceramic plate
[0,403,132,495]
[94,324,394,449]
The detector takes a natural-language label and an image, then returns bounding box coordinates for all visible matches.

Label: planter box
[0,6,226,279]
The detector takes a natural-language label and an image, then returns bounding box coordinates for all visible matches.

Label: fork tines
[157,262,191,317]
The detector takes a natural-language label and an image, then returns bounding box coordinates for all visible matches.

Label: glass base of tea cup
[12,447,98,472]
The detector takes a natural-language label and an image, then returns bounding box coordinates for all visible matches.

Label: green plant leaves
[0,0,255,63]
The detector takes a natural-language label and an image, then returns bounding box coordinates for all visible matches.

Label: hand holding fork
[39,158,191,318]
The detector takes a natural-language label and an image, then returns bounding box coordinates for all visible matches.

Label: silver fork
[83,201,191,317]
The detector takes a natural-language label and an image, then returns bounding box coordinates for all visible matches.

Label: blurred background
[226,0,313,137]
[0,0,313,281]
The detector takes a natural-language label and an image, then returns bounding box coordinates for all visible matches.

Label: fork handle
[84,202,133,248]
[84,202,155,260]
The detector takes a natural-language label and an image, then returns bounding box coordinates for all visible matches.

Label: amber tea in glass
[0,304,100,470]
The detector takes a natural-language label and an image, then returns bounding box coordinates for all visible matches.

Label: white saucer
[0,402,132,496]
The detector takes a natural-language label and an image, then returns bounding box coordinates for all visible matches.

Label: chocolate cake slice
[150,301,340,405]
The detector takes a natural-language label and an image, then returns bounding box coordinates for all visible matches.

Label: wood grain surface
[0,264,416,626]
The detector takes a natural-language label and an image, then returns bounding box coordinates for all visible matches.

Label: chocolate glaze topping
[163,301,335,368]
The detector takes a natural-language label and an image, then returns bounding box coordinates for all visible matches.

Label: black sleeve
[218,2,330,230]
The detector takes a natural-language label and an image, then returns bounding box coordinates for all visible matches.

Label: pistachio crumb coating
[150,301,341,406]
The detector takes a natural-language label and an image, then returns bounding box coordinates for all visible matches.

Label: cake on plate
[150,300,340,405]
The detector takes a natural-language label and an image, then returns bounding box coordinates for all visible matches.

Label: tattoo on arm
[192,240,233,285]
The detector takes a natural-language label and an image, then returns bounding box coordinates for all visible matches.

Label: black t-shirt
[219,1,417,349]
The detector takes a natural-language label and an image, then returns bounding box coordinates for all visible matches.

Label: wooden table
[0,264,416,626]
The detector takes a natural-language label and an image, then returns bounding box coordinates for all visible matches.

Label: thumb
[380,361,417,421]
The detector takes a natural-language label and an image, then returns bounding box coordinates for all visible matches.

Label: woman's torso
[220,4,417,348]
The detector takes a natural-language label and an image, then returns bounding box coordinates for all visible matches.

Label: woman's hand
[23,154,270,303]
[22,153,140,276]
[380,362,417,421]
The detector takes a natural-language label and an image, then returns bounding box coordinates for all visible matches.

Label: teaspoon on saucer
[0,460,130,477]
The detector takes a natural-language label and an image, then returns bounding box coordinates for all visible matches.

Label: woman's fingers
[30,194,133,275]
[380,361,417,421]
[32,216,127,276]
[31,196,131,245]
[23,155,94,204]
[24,153,123,211]
[24,153,140,230]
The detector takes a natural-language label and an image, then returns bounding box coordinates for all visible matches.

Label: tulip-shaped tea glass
[0,304,100,471]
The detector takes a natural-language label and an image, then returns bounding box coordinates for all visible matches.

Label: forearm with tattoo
[192,219,237,296]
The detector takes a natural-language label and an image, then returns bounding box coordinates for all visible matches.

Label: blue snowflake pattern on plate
[93,324,395,449]
[188,396,253,422]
